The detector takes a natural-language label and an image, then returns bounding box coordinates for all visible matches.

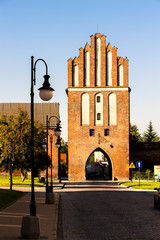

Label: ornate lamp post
[55,136,61,183]
[50,134,53,192]
[21,56,54,239]
[45,115,61,203]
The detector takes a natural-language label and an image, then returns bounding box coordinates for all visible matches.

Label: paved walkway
[57,181,158,240]
[0,186,60,240]
[0,181,158,240]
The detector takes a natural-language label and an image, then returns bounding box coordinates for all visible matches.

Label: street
[57,181,160,240]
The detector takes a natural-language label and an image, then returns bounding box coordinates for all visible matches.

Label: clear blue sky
[0,0,160,141]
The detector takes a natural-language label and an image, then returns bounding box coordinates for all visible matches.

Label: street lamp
[45,115,61,203]
[50,134,53,192]
[21,56,54,239]
[42,138,47,150]
[54,122,61,137]
[55,136,61,183]
[55,136,61,148]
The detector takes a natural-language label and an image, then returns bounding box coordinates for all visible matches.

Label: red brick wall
[61,153,67,163]
[67,33,130,180]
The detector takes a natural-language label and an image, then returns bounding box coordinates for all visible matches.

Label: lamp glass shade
[54,130,61,137]
[42,143,47,149]
[55,137,61,148]
[39,89,53,101]
[54,123,61,137]
[55,143,60,148]
[38,74,54,101]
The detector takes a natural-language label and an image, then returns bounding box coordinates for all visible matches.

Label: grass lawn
[0,176,44,187]
[120,181,160,190]
[0,189,26,210]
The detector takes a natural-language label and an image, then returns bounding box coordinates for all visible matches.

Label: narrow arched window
[73,65,79,86]
[118,65,123,86]
[108,93,117,126]
[107,51,112,86]
[96,38,101,86]
[85,51,90,86]
[81,93,89,125]
[95,93,103,126]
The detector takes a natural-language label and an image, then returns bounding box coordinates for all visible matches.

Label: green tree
[143,121,159,143]
[130,123,142,143]
[0,109,49,176]
[60,139,68,155]
[60,139,68,177]
[88,152,95,163]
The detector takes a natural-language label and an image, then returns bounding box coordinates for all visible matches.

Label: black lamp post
[21,56,54,239]
[30,56,54,215]
[55,136,61,183]
[50,134,53,192]
[9,160,13,190]
[45,115,61,202]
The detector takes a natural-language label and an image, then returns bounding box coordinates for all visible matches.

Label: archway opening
[85,148,112,180]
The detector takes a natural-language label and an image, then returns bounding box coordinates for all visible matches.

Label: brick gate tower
[67,33,130,181]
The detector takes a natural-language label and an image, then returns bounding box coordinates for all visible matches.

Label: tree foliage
[88,152,95,163]
[60,139,68,155]
[130,123,142,143]
[60,139,68,177]
[142,121,159,143]
[0,109,49,174]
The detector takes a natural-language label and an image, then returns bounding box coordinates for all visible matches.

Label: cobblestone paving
[59,182,160,240]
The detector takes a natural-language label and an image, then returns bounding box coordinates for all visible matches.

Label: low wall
[130,142,160,172]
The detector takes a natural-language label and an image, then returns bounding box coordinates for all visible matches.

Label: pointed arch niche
[96,38,101,86]
[107,51,112,86]
[81,93,89,125]
[85,51,90,86]
[95,93,103,126]
[73,64,79,86]
[108,93,117,126]
[118,64,123,86]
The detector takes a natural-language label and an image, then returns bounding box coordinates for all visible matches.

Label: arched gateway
[86,148,112,180]
[67,33,130,181]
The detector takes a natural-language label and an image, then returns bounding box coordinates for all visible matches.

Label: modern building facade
[67,33,130,181]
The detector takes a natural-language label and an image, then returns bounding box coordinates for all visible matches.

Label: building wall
[67,33,130,181]
[130,142,160,172]
[0,103,60,179]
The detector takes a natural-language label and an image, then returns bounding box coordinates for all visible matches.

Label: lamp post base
[21,215,40,239]
[45,192,54,204]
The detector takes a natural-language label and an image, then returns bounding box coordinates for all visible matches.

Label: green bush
[133,170,153,180]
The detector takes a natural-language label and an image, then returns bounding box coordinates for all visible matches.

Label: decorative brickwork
[67,33,130,181]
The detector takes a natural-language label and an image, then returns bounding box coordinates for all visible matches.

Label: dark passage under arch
[85,147,112,180]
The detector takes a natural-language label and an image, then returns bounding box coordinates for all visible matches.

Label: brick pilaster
[68,58,73,87]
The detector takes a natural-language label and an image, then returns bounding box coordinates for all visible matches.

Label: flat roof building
[0,102,60,178]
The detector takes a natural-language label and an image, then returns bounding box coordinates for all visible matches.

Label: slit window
[97,96,101,103]
[97,113,101,120]
[90,129,95,136]
[104,129,110,136]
